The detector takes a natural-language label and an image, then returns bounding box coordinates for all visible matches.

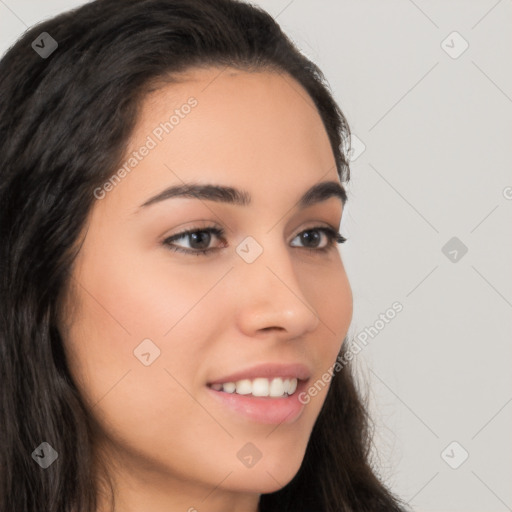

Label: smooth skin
[58,66,353,512]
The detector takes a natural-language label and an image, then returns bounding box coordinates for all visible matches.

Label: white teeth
[269,377,285,397]
[235,379,252,395]
[251,378,269,396]
[222,382,236,393]
[210,377,299,397]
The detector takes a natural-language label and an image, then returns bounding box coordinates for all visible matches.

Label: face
[59,66,353,511]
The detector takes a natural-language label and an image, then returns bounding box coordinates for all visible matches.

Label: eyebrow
[137,180,347,212]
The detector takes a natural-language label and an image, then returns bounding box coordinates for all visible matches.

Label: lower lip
[206,381,308,425]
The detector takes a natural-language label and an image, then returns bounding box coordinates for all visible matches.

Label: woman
[0,0,408,510]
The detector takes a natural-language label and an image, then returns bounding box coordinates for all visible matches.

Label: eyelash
[162,225,347,257]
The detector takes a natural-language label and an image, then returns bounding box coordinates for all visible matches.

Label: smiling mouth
[207,377,299,398]
[206,376,308,424]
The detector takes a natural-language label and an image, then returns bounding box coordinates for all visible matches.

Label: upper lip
[207,362,312,385]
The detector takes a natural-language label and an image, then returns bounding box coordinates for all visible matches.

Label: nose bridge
[233,231,320,335]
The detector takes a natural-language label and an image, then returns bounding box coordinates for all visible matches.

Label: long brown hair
[0,1,408,510]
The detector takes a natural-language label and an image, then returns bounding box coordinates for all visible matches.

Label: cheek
[298,258,352,406]
[63,242,225,413]
[62,255,233,479]
[302,255,353,341]
[70,236,226,340]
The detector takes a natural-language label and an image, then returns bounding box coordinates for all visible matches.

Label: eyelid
[163,220,340,244]
[162,222,346,256]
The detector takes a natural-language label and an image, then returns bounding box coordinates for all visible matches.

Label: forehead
[132,65,333,164]
[95,66,339,218]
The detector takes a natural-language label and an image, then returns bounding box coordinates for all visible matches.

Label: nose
[233,234,321,339]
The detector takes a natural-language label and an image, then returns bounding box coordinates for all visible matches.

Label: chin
[229,451,305,494]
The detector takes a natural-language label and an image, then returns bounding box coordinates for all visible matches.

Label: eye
[162,225,347,256]
[290,226,346,253]
[162,226,227,256]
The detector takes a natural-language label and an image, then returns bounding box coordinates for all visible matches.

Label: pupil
[301,230,320,247]
[190,231,211,249]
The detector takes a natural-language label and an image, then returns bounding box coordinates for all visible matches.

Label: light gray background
[1,1,511,511]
